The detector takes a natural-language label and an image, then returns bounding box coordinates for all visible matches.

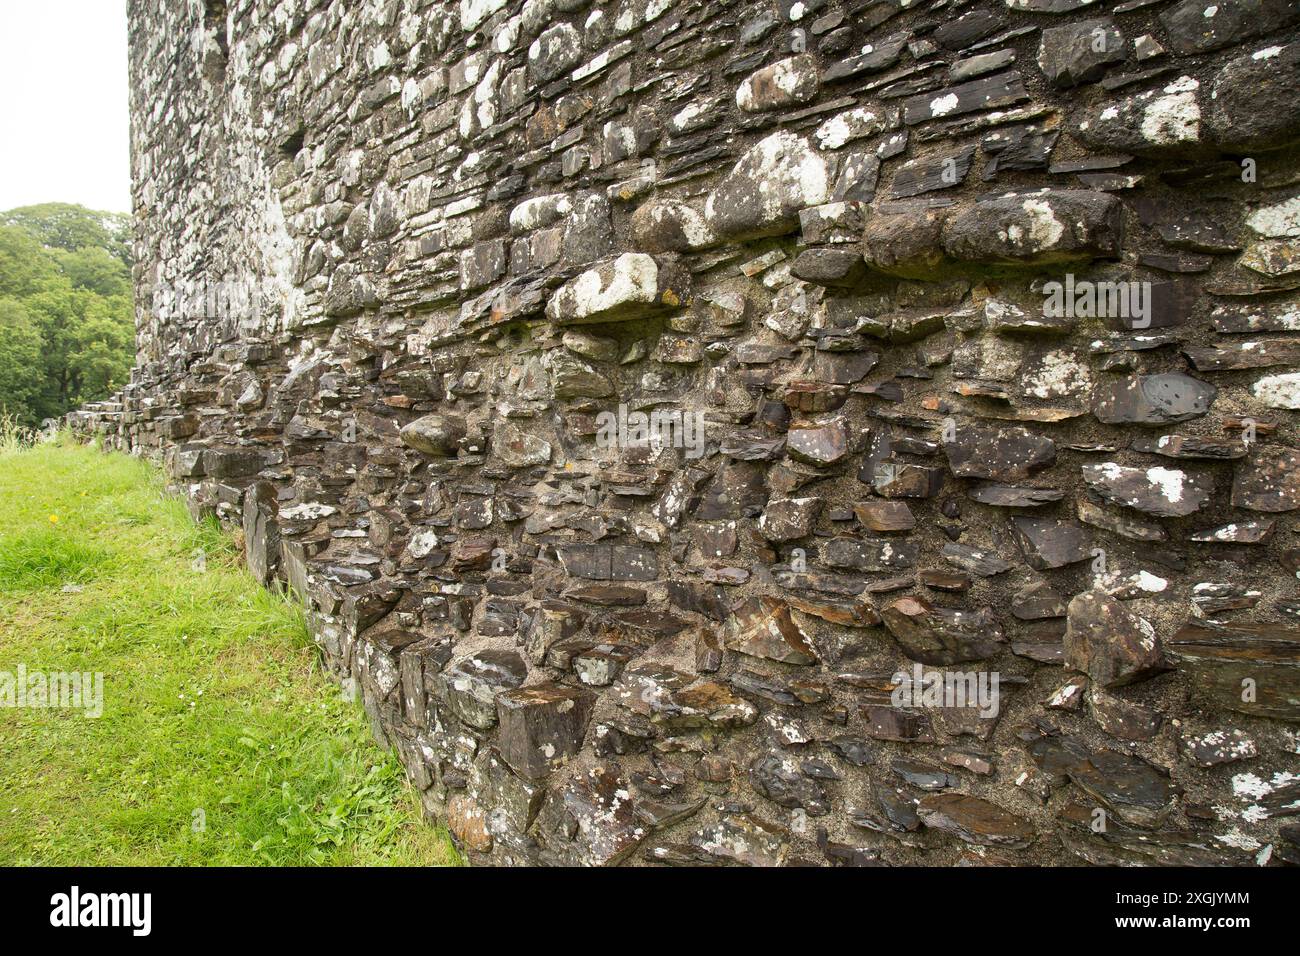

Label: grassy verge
[0,433,460,866]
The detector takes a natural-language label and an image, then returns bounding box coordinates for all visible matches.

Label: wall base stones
[68,0,1300,866]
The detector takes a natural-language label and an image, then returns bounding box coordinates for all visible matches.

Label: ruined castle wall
[70,0,1300,865]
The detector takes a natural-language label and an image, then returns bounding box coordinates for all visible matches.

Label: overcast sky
[0,2,131,213]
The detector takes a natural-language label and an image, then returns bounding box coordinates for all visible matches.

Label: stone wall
[69,0,1300,865]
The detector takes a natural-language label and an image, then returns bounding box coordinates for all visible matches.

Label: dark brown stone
[1064,590,1167,688]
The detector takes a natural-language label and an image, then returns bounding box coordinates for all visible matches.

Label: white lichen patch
[1146,466,1186,503]
[1023,349,1091,399]
[1018,199,1065,250]
[1252,371,1300,409]
[929,93,960,117]
[1246,195,1300,238]
[1140,77,1200,146]
[813,107,883,150]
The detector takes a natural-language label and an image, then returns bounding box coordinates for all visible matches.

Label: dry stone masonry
[69,0,1300,865]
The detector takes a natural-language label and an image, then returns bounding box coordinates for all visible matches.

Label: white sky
[0,1,131,213]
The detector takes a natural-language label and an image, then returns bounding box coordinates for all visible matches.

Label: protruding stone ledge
[545,253,691,325]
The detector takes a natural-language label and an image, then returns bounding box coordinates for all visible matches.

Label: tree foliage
[2,203,131,266]
[0,204,134,427]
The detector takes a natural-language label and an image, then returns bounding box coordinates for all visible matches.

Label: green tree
[0,225,60,298]
[0,299,47,427]
[2,203,131,265]
[0,204,134,426]
[55,245,132,297]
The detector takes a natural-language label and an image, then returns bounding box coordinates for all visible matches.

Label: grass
[0,433,461,866]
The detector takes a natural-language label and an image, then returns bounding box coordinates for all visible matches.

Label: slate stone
[968,483,1065,507]
[813,107,887,151]
[942,542,1015,577]
[1167,619,1300,720]
[821,34,907,83]
[558,764,646,866]
[1082,462,1212,517]
[1077,497,1168,541]
[888,146,976,199]
[1178,728,1258,768]
[573,643,638,687]
[439,650,529,730]
[1064,589,1167,688]
[1037,19,1124,88]
[865,705,935,743]
[1212,302,1300,334]
[493,420,552,467]
[871,461,946,498]
[242,480,281,586]
[787,592,880,629]
[1013,580,1067,620]
[881,596,1004,665]
[933,10,1003,50]
[1160,0,1300,55]
[201,446,268,478]
[1065,746,1178,828]
[944,422,1056,481]
[1010,516,1091,570]
[687,813,790,867]
[496,683,595,780]
[758,496,823,542]
[862,204,948,278]
[786,414,849,465]
[446,794,493,854]
[1092,373,1216,425]
[854,500,916,532]
[1008,0,1103,10]
[1189,519,1275,544]
[1076,76,1205,156]
[980,123,1060,177]
[800,201,869,246]
[792,247,868,286]
[528,23,583,82]
[827,737,875,768]
[917,793,1034,848]
[824,536,918,572]
[1056,800,1238,866]
[892,758,957,790]
[725,596,818,665]
[1089,688,1162,741]
[750,755,830,815]
[901,72,1029,126]
[1132,434,1247,461]
[694,628,724,673]
[629,199,718,253]
[1231,446,1300,513]
[555,543,659,581]
[664,681,760,731]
